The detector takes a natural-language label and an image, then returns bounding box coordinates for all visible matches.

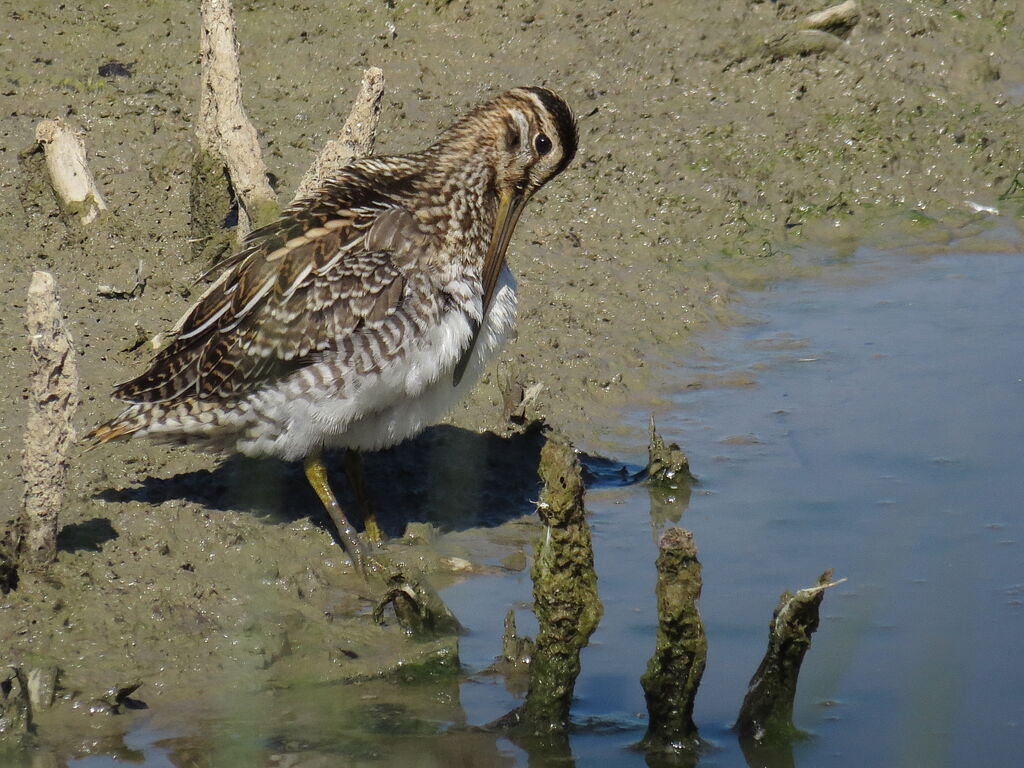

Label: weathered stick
[640,527,707,755]
[735,570,844,742]
[19,272,80,574]
[197,0,277,237]
[516,433,603,734]
[34,119,108,225]
[292,66,385,201]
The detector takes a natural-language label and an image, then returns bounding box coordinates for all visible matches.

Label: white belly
[238,267,517,460]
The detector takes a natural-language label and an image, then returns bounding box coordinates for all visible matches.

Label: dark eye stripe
[521,87,577,175]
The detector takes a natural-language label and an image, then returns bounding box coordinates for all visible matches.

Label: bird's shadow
[94,423,611,536]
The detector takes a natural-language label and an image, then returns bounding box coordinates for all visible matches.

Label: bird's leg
[343,449,384,543]
[303,452,369,576]
[306,452,459,634]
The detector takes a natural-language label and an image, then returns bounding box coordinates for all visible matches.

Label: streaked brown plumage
[89,86,577,570]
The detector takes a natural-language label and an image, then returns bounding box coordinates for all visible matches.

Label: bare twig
[293,66,385,201]
[20,272,79,573]
[34,118,108,225]
[198,0,277,236]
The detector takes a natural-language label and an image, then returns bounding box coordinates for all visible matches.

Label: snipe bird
[89,86,578,573]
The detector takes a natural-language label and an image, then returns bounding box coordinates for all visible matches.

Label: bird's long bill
[480,188,527,318]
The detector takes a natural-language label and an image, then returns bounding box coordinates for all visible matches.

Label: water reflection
[647,483,692,534]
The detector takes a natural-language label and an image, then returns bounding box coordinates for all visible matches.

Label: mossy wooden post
[521,432,602,733]
[647,416,694,488]
[735,570,842,744]
[640,527,706,757]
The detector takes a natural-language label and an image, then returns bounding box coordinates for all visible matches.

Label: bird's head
[484,86,578,200]
[439,86,578,315]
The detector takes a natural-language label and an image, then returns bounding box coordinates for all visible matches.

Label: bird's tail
[82,412,147,451]
[84,399,246,454]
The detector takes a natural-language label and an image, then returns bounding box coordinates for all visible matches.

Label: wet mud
[2,0,1023,758]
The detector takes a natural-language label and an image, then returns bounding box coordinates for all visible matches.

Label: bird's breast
[257,265,518,457]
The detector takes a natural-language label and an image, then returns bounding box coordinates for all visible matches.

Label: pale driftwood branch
[20,272,79,573]
[198,0,277,236]
[801,1,861,37]
[34,119,108,225]
[292,66,385,201]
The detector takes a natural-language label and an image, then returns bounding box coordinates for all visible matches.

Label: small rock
[98,61,133,78]
[443,556,473,572]
[501,550,528,572]
[765,29,843,60]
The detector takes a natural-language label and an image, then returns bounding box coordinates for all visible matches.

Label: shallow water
[452,223,1024,766]
[59,222,1024,766]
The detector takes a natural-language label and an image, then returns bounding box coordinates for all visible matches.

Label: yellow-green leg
[344,449,383,543]
[303,452,368,575]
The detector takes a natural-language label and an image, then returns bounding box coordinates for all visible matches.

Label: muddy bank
[1,0,1023,757]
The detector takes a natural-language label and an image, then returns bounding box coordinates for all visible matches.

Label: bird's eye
[534,133,552,155]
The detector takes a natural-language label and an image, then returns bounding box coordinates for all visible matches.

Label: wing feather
[114,199,430,404]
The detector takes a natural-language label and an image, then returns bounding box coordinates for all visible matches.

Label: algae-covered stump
[641,527,707,756]
[510,432,603,736]
[647,416,694,489]
[735,569,842,743]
